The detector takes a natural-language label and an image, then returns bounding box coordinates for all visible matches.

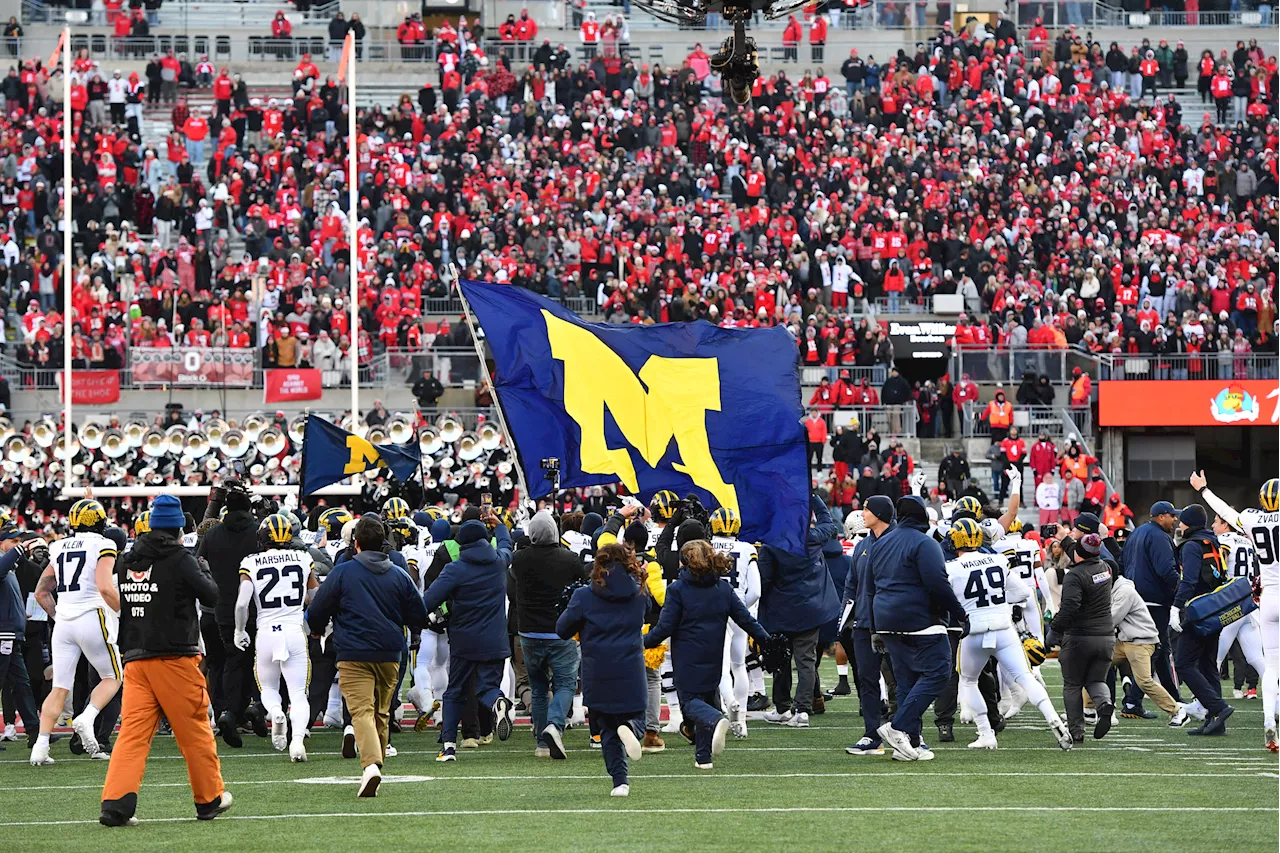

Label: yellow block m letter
[344,435,382,474]
[543,310,738,517]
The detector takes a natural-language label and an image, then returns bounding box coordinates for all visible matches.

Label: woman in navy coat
[644,538,772,768]
[556,542,649,796]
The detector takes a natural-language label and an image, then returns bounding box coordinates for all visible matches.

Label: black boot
[936,723,955,743]
[217,711,244,748]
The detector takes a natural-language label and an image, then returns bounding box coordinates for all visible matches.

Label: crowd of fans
[0,16,1274,403]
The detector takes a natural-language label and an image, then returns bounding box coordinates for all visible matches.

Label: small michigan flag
[301,416,421,495]
[459,280,808,552]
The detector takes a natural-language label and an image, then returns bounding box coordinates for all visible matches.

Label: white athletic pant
[420,631,450,703]
[960,627,1057,733]
[1021,596,1045,643]
[718,623,749,713]
[1259,589,1280,728]
[255,625,311,740]
[1216,613,1266,675]
[413,630,450,707]
[661,650,681,712]
[51,609,121,690]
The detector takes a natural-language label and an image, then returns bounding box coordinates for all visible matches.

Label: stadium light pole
[345,32,359,428]
[59,27,72,500]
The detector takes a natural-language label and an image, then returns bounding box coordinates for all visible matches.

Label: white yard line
[4,805,1276,828]
[9,769,1274,793]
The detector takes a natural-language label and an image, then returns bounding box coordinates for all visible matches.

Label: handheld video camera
[675,493,709,526]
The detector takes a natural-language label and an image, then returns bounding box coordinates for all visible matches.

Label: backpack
[1189,535,1227,587]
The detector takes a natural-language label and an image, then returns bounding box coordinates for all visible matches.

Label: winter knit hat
[865,495,895,524]
[150,494,185,530]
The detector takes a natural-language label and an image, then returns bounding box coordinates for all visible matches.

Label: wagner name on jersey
[48,532,119,620]
[1218,530,1257,580]
[239,549,314,629]
[945,551,1032,634]
[711,535,759,606]
[1238,509,1280,589]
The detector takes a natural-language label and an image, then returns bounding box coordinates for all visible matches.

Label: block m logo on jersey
[459,281,810,554]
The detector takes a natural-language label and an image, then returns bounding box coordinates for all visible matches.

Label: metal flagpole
[451,270,531,508]
[60,27,72,500]
[345,32,359,429]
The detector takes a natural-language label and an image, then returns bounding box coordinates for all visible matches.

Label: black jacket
[1050,556,1113,637]
[412,374,444,406]
[117,531,219,663]
[196,510,260,625]
[511,542,589,635]
[0,547,25,641]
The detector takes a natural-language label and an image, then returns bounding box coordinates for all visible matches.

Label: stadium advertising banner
[264,369,323,403]
[56,370,120,405]
[1099,380,1279,427]
[130,348,255,386]
[886,320,956,360]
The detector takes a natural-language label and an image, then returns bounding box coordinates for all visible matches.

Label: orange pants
[102,656,224,818]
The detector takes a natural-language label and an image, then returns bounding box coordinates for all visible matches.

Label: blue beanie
[455,519,490,546]
[429,518,452,544]
[581,512,603,536]
[150,494,185,531]
[413,511,433,528]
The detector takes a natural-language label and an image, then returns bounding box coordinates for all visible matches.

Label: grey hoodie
[1111,575,1158,644]
[527,510,559,546]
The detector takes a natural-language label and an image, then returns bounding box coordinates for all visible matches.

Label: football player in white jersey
[410,511,451,731]
[995,518,1053,718]
[1209,515,1266,697]
[944,519,1072,751]
[30,499,121,764]
[234,514,317,762]
[560,513,594,562]
[1191,473,1280,750]
[646,490,684,732]
[318,507,353,564]
[710,508,760,738]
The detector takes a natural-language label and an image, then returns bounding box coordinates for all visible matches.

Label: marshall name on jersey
[49,533,119,620]
[239,549,313,629]
[945,551,1031,634]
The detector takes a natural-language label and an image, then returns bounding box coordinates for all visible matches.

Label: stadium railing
[1097,352,1278,381]
[813,404,918,438]
[0,345,494,391]
[1060,406,1115,495]
[21,0,341,29]
[801,364,888,387]
[960,401,1092,439]
[951,347,1102,384]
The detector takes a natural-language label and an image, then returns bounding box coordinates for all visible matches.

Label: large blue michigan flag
[459,280,809,553]
[301,415,421,495]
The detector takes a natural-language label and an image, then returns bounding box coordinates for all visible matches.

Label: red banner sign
[1099,380,1279,427]
[130,348,255,386]
[264,368,323,403]
[56,370,121,405]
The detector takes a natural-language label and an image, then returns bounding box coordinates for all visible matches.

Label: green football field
[3,660,1277,853]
